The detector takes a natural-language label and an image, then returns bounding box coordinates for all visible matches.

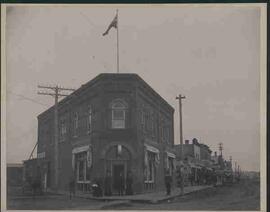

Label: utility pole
[218,142,223,157]
[176,94,185,195]
[38,85,75,190]
[116,9,119,73]
[234,161,237,182]
[229,156,232,169]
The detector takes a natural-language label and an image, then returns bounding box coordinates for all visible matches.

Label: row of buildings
[175,139,233,186]
[23,73,233,194]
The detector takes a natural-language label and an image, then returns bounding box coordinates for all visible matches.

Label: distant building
[175,138,201,161]
[199,143,212,161]
[211,151,219,165]
[7,163,23,186]
[175,138,203,184]
[33,73,175,194]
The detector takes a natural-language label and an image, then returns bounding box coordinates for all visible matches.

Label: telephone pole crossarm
[37,92,56,96]
[58,87,76,92]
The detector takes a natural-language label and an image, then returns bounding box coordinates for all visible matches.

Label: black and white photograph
[1,3,267,211]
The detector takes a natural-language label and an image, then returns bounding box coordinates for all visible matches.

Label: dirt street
[7,178,259,210]
[107,178,260,210]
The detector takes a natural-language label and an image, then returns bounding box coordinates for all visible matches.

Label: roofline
[134,74,174,112]
[7,163,23,168]
[38,73,174,119]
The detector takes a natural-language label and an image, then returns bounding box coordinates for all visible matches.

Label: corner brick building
[36,73,175,194]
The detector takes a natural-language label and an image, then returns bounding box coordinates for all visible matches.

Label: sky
[5,5,262,171]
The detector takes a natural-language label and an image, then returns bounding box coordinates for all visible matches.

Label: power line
[79,12,96,28]
[7,91,49,107]
[9,125,36,142]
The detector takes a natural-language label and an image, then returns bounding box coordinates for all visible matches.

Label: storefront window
[78,160,85,181]
[168,157,174,175]
[145,151,156,183]
[76,152,89,182]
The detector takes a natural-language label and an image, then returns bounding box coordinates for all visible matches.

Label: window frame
[111,99,127,129]
[144,151,156,183]
[75,151,90,183]
[73,112,79,137]
[86,106,92,134]
[59,117,67,141]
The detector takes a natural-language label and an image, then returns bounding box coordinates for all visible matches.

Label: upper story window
[73,112,79,136]
[60,118,67,140]
[111,99,128,129]
[160,119,164,140]
[160,119,170,143]
[150,112,155,137]
[141,107,155,136]
[87,106,92,133]
[164,125,170,143]
[141,108,146,131]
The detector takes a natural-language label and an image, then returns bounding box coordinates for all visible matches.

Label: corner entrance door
[112,164,125,192]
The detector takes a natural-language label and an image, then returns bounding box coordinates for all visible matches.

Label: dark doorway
[112,164,125,191]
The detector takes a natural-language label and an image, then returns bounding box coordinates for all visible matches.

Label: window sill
[144,181,154,183]
[77,181,91,184]
[110,128,127,130]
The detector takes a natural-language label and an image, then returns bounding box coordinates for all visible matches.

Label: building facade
[175,138,215,185]
[7,163,23,187]
[36,73,175,194]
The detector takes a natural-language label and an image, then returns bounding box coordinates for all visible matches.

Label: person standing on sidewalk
[115,172,125,196]
[126,171,133,195]
[69,176,76,200]
[104,170,112,196]
[164,169,172,195]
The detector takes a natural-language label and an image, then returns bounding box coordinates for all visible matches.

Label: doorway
[112,164,125,192]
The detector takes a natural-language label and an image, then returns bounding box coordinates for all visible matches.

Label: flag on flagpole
[102,13,118,36]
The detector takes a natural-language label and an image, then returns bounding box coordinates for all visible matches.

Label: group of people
[187,168,218,186]
[90,170,134,197]
[23,174,43,197]
[164,167,220,196]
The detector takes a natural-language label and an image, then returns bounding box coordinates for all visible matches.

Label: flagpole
[116,9,119,74]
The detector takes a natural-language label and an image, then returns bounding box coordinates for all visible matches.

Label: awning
[188,162,196,168]
[144,144,159,154]
[72,145,91,154]
[72,145,92,169]
[188,162,202,169]
[166,151,176,158]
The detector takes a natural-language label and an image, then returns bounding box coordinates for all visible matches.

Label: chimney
[185,140,189,144]
[192,138,198,144]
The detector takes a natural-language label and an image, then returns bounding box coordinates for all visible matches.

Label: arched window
[111,99,128,129]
